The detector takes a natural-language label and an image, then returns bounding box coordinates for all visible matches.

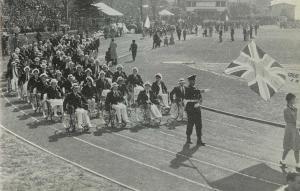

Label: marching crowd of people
[5,30,206,145]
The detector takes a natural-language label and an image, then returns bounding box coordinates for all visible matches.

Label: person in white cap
[105,82,130,125]
[82,76,97,115]
[152,73,170,109]
[170,78,187,121]
[113,64,127,82]
[46,79,63,118]
[63,83,94,132]
[137,81,162,122]
[102,64,113,80]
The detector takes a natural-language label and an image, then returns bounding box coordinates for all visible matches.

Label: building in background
[270,0,300,20]
[182,0,229,20]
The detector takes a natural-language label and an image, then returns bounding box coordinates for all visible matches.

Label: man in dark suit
[129,40,138,61]
[184,75,205,146]
[170,78,186,121]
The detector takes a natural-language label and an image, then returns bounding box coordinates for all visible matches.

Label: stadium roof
[92,3,124,16]
[158,9,174,16]
[271,0,297,6]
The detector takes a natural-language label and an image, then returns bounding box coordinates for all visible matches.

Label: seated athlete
[137,81,162,121]
[105,82,130,125]
[152,73,170,109]
[63,83,94,132]
[46,79,63,117]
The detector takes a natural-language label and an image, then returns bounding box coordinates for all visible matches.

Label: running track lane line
[0,95,219,191]
[1,94,283,188]
[0,124,139,191]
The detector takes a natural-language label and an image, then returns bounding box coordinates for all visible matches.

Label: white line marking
[74,137,218,191]
[1,92,284,188]
[0,124,139,191]
[113,132,282,186]
[0,94,218,190]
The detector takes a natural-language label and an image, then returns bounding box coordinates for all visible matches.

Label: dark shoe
[197,140,206,146]
[186,137,192,144]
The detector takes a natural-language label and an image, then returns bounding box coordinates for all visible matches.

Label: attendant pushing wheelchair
[127,67,144,105]
[81,76,97,117]
[63,83,94,133]
[170,78,187,121]
[137,82,162,125]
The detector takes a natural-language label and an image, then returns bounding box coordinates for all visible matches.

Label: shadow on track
[210,163,284,191]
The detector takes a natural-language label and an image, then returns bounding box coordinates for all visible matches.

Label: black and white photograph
[0,0,300,190]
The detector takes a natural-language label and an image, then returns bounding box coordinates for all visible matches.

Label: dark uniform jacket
[113,71,127,82]
[63,92,88,111]
[137,90,159,106]
[74,71,86,84]
[82,84,97,100]
[105,90,124,111]
[184,86,202,113]
[151,81,168,95]
[28,76,42,92]
[105,70,114,79]
[47,86,63,99]
[170,86,186,103]
[127,74,143,87]
[19,72,31,86]
[96,78,111,96]
[63,80,73,94]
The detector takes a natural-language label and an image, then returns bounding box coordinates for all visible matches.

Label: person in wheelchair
[28,68,42,110]
[63,83,94,132]
[81,76,97,115]
[137,81,162,122]
[46,79,63,118]
[152,73,170,109]
[127,67,144,105]
[113,64,127,82]
[170,78,186,121]
[105,82,131,125]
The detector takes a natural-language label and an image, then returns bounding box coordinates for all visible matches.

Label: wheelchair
[45,99,64,121]
[63,105,90,134]
[157,92,171,116]
[168,101,187,124]
[30,90,42,113]
[103,106,127,128]
[131,103,162,127]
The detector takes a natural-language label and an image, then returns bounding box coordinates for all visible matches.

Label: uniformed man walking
[184,75,205,146]
[129,40,138,61]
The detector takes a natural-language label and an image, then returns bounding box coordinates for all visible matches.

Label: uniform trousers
[186,110,203,139]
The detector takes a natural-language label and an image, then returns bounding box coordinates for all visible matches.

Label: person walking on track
[129,40,138,61]
[280,93,300,171]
